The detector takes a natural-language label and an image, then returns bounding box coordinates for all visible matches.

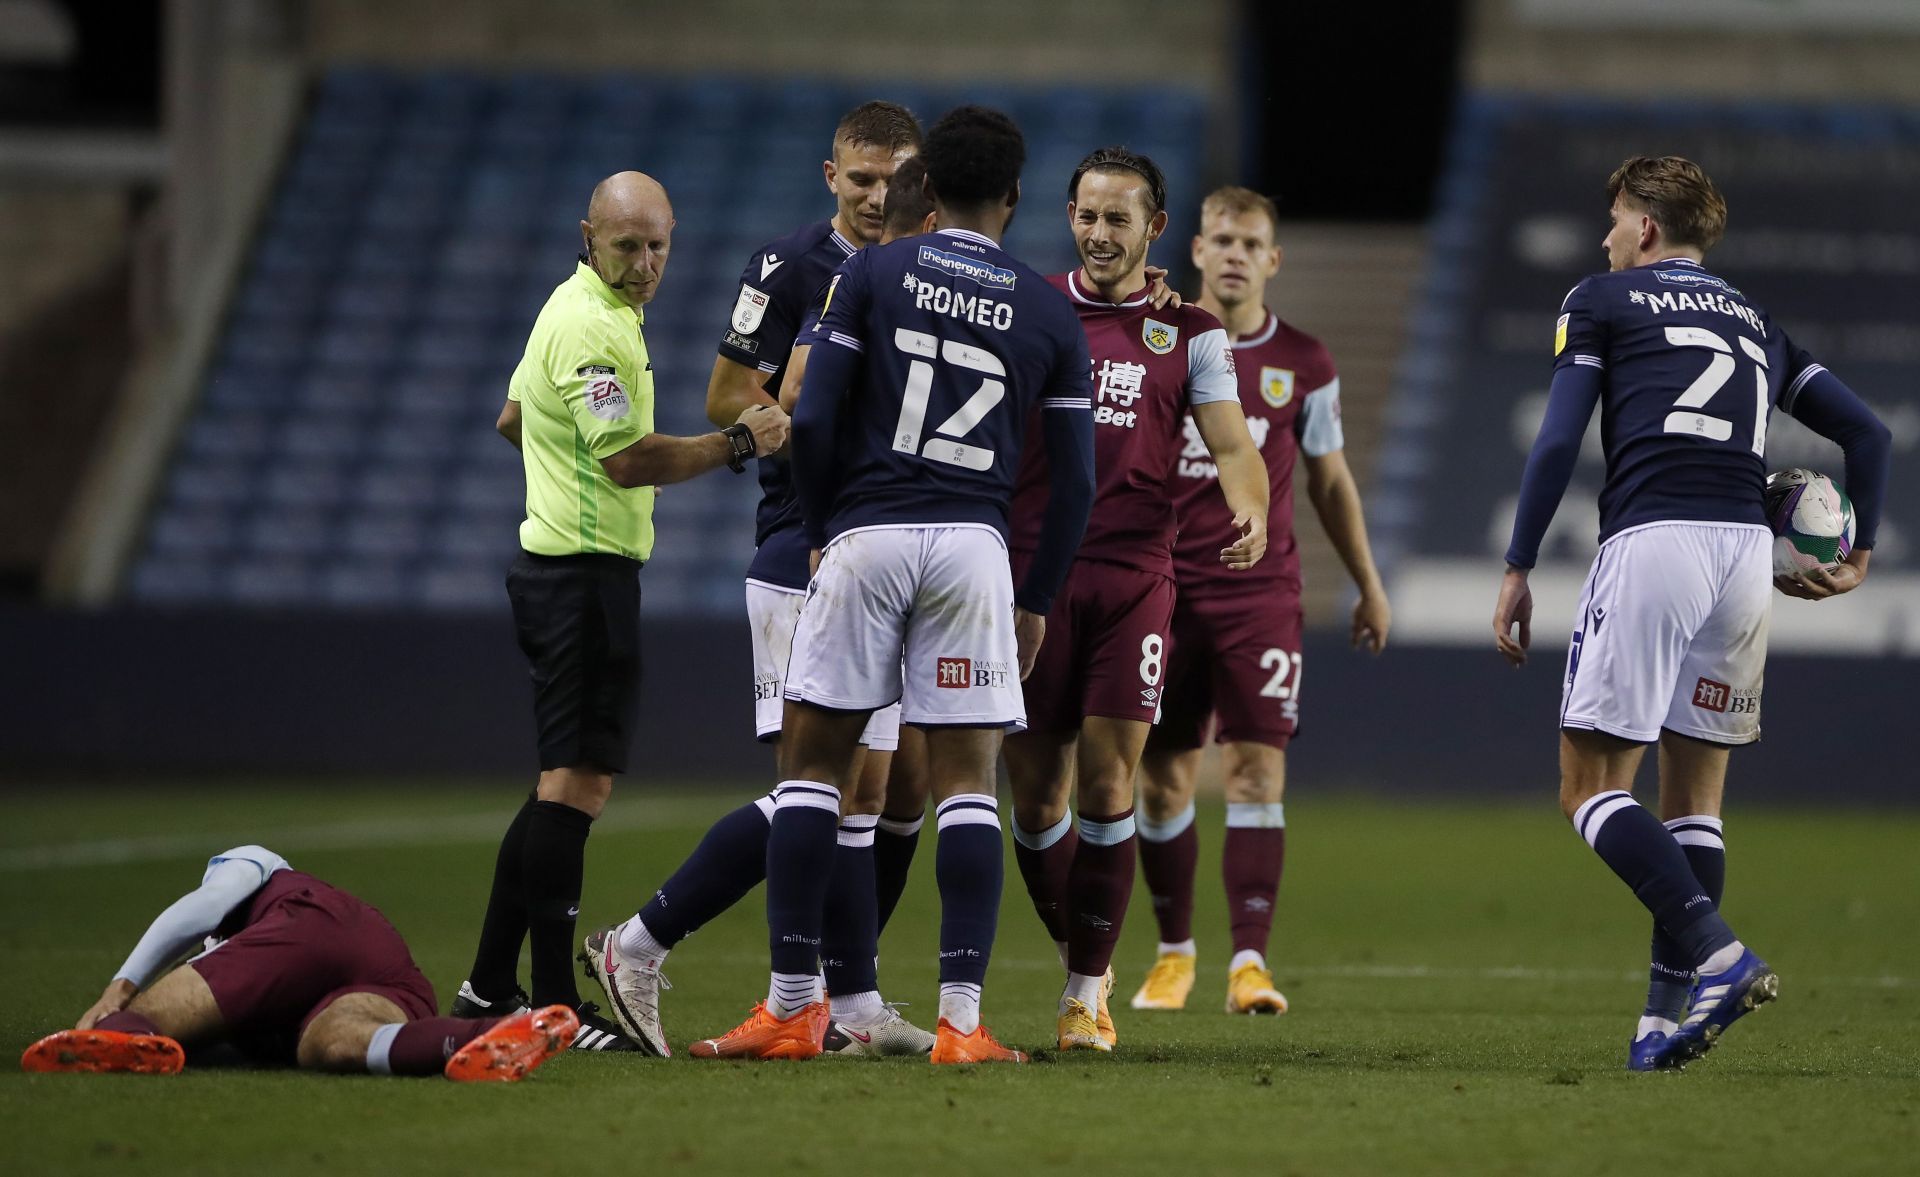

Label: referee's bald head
[581,171,675,309]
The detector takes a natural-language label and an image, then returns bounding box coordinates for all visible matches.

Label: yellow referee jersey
[508,261,656,560]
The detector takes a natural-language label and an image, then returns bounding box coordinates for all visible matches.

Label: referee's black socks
[467,794,538,1002]
[523,799,595,1009]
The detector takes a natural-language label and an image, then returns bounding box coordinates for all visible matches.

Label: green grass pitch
[3,781,1916,1176]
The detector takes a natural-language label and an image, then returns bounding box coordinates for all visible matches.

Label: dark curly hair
[920,105,1026,210]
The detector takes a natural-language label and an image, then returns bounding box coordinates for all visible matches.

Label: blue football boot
[1627,1029,1676,1072]
[1656,948,1778,1068]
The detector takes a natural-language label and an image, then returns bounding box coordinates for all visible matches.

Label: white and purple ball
[1764,468,1855,577]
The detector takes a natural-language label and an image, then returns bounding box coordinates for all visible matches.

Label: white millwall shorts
[745,581,900,750]
[785,524,1025,730]
[1561,521,1770,746]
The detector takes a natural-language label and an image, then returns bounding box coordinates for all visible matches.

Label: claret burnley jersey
[801,228,1092,537]
[1010,271,1239,580]
[1170,311,1344,600]
[1558,257,1825,540]
[717,219,859,589]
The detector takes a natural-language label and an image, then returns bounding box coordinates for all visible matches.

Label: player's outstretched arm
[1192,399,1270,570]
[600,406,788,488]
[1304,449,1390,653]
[704,354,782,431]
[82,855,270,1027]
[1775,368,1892,601]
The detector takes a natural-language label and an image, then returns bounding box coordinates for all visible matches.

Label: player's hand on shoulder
[1776,549,1869,601]
[1014,607,1046,681]
[1143,266,1183,310]
[737,404,790,458]
[1352,590,1391,655]
[77,978,138,1030]
[1220,512,1267,571]
[1492,567,1533,667]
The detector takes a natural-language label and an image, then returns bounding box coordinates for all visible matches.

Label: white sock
[1637,1015,1679,1039]
[614,916,669,969]
[1061,971,1104,1011]
[1230,949,1266,973]
[364,1022,403,1075]
[830,989,884,1024]
[939,982,982,1035]
[1158,940,1196,958]
[767,972,820,1019]
[1699,940,1745,977]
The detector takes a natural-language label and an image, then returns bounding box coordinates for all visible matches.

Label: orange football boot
[930,1019,1028,1064]
[20,1029,185,1076]
[444,1004,580,1083]
[688,1001,828,1060]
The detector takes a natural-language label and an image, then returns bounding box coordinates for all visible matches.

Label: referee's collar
[577,256,644,322]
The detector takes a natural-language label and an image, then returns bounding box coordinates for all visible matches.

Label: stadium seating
[130,69,1210,615]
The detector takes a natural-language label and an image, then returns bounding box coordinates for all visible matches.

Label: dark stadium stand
[1377,94,1918,655]
[129,69,1209,616]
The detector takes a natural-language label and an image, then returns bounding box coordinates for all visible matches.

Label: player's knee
[537,769,612,818]
[296,1025,370,1073]
[1012,795,1067,835]
[1138,776,1191,822]
[1558,776,1607,823]
[1076,766,1134,817]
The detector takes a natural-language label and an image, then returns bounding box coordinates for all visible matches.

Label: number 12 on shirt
[892,328,1006,472]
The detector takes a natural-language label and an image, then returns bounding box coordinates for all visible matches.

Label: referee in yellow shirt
[455,172,788,1051]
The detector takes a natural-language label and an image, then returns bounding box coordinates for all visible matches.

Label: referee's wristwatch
[722,423,757,473]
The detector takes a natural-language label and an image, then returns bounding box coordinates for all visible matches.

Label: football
[1764,467,1856,576]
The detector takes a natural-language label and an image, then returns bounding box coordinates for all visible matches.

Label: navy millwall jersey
[717,219,859,590]
[804,228,1092,539]
[1559,257,1825,541]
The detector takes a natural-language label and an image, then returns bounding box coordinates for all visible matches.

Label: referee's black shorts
[505,551,643,774]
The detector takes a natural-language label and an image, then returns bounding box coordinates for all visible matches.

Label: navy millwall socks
[935,794,1003,1035]
[874,811,924,934]
[1646,815,1727,1020]
[765,781,841,1014]
[821,814,881,1001]
[637,795,773,946]
[1574,791,1735,968]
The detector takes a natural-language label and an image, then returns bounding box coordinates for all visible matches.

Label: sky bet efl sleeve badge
[1143,318,1178,355]
[732,284,771,334]
[1260,366,1295,408]
[1555,313,1569,356]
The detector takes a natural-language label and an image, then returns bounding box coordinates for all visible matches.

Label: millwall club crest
[1142,318,1178,355]
[1260,366,1295,408]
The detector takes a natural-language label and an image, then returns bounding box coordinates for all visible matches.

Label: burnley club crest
[1142,318,1178,355]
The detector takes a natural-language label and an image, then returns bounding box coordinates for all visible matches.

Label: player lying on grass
[21,846,576,1082]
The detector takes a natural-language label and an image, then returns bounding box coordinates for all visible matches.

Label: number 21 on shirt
[1662,325,1770,456]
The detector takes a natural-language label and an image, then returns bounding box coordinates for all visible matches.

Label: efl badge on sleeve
[733,284,771,334]
[1554,313,1569,356]
[1143,319,1178,355]
[1260,366,1295,409]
